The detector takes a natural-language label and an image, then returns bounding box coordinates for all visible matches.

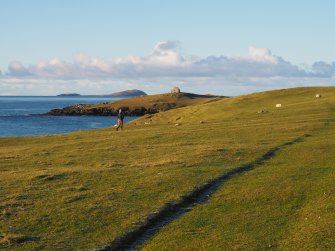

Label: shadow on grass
[0,233,40,246]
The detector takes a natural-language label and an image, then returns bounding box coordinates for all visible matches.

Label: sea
[0,96,137,137]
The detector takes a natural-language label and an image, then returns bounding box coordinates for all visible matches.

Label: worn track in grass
[97,134,310,251]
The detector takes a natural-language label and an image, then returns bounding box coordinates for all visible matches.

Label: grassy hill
[46,92,223,116]
[0,87,334,250]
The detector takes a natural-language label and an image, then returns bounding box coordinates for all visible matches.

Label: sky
[0,0,335,95]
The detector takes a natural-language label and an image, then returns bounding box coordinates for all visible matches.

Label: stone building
[171,86,181,93]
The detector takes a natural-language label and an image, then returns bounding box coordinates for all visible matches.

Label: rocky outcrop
[45,103,177,116]
[42,92,224,116]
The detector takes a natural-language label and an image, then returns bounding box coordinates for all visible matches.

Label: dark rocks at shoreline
[40,92,223,117]
[43,103,177,116]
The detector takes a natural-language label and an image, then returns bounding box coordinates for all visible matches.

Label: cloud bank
[1,41,335,95]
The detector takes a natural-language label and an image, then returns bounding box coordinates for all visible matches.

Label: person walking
[116,109,125,131]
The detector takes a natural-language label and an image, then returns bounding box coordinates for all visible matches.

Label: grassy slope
[86,92,222,110]
[141,88,335,250]
[0,87,334,250]
[141,124,335,250]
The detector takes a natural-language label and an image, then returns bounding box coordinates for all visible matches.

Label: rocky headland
[43,92,224,116]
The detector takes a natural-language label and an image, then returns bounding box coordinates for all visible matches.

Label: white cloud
[311,61,335,77]
[8,61,31,76]
[4,41,314,79]
[1,41,335,95]
[149,40,183,65]
[239,47,278,64]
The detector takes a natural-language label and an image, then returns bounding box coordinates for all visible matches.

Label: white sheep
[276,104,282,108]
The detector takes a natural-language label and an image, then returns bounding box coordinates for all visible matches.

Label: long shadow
[97,134,310,251]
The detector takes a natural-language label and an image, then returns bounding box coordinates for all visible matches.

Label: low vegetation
[142,119,335,250]
[46,92,223,116]
[0,87,334,250]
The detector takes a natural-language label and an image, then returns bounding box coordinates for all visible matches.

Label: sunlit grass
[0,87,334,250]
[142,126,335,250]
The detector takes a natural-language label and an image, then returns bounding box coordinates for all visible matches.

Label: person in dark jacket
[116,109,125,131]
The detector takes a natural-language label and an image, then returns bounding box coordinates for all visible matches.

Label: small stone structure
[171,86,181,93]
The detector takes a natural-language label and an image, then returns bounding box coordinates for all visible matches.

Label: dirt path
[97,134,310,251]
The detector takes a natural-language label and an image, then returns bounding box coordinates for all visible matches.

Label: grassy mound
[0,87,334,250]
[97,92,222,110]
[46,92,223,116]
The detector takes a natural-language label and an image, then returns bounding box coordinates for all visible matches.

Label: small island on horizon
[57,89,147,97]
[57,93,81,97]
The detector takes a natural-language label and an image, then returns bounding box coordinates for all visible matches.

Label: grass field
[141,119,335,250]
[0,87,334,250]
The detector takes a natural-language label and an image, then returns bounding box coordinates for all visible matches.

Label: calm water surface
[0,96,137,136]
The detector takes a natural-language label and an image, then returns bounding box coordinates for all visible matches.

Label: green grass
[73,92,223,112]
[141,123,335,250]
[0,87,334,250]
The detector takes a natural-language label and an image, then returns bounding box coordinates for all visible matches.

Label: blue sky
[0,0,335,95]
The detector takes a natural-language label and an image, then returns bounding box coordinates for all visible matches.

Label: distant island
[107,89,147,97]
[57,89,147,97]
[57,93,81,97]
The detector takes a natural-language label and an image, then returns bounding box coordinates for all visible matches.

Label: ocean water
[0,96,137,136]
